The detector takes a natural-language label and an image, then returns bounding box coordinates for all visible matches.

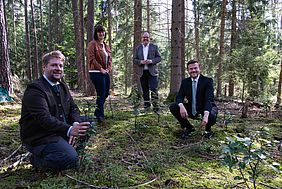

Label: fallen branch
[3,144,22,161]
[65,174,111,189]
[121,157,134,165]
[128,177,157,189]
[171,140,204,149]
[258,182,281,189]
[7,152,30,171]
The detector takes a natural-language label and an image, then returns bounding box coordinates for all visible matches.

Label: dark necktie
[52,84,60,93]
[192,80,197,116]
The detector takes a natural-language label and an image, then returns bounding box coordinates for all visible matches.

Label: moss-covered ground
[0,94,281,189]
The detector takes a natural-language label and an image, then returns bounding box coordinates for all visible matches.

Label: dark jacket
[19,77,81,146]
[176,75,217,113]
[134,43,161,77]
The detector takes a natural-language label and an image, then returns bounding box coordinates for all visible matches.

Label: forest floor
[0,91,282,189]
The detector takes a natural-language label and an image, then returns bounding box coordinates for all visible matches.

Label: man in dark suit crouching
[170,59,218,139]
[20,50,90,171]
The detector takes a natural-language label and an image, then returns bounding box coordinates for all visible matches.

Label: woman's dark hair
[94,24,106,40]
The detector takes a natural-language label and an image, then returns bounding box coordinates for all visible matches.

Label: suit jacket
[176,75,217,114]
[19,76,81,146]
[134,43,161,77]
[87,39,112,71]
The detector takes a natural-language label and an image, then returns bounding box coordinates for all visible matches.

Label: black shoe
[203,131,213,139]
[181,127,195,140]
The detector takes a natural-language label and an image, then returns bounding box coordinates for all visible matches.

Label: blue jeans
[25,137,78,171]
[89,72,110,122]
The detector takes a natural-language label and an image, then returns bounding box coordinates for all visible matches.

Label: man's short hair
[42,50,65,66]
[187,59,198,67]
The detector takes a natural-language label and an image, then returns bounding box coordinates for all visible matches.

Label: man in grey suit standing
[134,31,161,112]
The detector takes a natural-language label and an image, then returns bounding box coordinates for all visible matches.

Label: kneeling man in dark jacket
[20,50,90,171]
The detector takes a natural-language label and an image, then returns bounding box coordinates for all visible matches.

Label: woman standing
[87,25,112,126]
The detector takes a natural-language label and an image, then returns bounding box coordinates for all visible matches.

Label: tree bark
[39,0,43,74]
[216,0,227,97]
[24,0,32,81]
[193,0,200,64]
[132,0,142,92]
[146,0,150,32]
[229,0,237,97]
[48,0,52,50]
[108,0,114,92]
[0,0,12,92]
[275,57,282,107]
[85,0,96,96]
[181,0,185,79]
[124,2,130,95]
[30,0,39,79]
[71,0,84,90]
[168,0,184,100]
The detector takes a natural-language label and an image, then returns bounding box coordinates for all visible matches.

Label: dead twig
[65,174,111,189]
[171,140,204,149]
[3,144,22,161]
[7,152,30,171]
[121,157,134,165]
[127,177,157,189]
[258,182,281,189]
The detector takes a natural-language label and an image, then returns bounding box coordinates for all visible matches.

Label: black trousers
[140,70,159,109]
[169,102,217,132]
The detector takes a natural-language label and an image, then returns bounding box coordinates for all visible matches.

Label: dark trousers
[89,72,110,121]
[169,102,217,132]
[140,70,159,109]
[25,137,78,171]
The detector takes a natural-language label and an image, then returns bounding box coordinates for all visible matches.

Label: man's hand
[199,120,207,129]
[70,122,90,137]
[145,60,152,64]
[200,111,209,129]
[179,103,188,119]
[140,60,147,65]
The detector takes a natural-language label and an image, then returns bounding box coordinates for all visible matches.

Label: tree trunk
[71,0,84,90]
[216,0,227,98]
[181,0,185,79]
[124,2,130,95]
[79,0,85,92]
[168,0,184,101]
[30,0,39,79]
[193,0,200,64]
[39,0,43,74]
[107,0,114,92]
[275,14,282,107]
[132,0,142,92]
[0,0,12,92]
[241,98,249,118]
[85,0,96,96]
[275,57,282,107]
[228,0,237,97]
[48,0,52,50]
[24,0,32,81]
[146,0,150,32]
[11,0,16,51]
